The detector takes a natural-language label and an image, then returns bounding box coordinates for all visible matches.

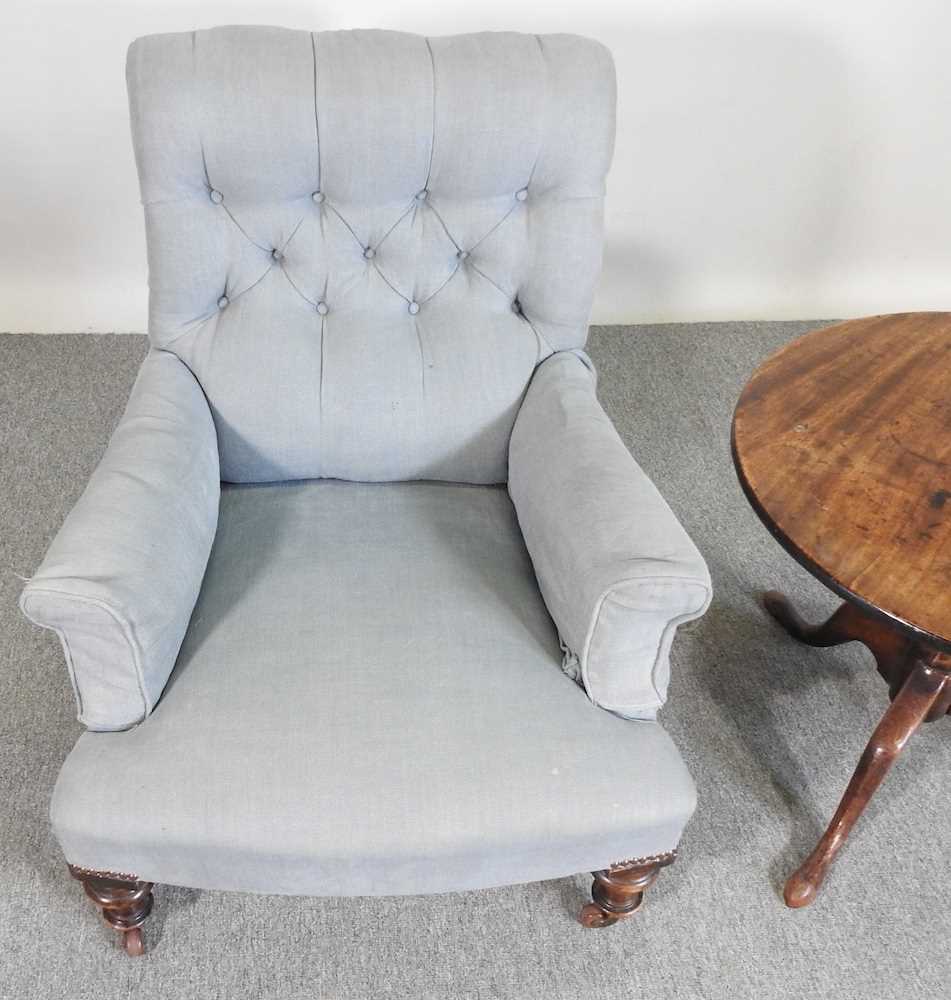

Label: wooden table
[731,312,951,907]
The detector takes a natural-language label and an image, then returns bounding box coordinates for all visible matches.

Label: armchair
[21,27,711,954]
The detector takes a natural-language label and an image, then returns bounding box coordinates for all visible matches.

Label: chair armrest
[20,350,220,731]
[509,351,711,719]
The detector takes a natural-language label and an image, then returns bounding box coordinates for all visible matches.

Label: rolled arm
[20,350,219,731]
[509,351,711,719]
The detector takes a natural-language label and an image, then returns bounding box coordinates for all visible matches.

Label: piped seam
[578,576,712,709]
[20,587,150,727]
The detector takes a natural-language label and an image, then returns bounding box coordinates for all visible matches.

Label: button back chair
[20,27,711,955]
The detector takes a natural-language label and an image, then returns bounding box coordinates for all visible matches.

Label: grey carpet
[1,324,949,1000]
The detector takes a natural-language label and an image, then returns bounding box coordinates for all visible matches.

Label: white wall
[2,0,950,332]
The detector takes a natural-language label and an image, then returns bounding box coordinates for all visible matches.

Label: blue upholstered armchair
[20,27,711,954]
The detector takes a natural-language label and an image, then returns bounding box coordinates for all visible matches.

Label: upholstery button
[316,301,329,315]
[512,299,521,314]
[217,295,229,310]
[363,247,375,260]
[311,191,325,204]
[408,301,420,315]
[415,189,428,201]
[271,248,284,262]
[209,189,224,204]
[457,249,469,261]
[515,188,528,202]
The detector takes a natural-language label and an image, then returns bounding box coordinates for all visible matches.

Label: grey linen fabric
[51,481,696,895]
[19,351,219,731]
[127,27,616,483]
[19,27,709,893]
[510,352,711,718]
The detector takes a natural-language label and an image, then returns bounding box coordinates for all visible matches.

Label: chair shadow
[677,582,866,900]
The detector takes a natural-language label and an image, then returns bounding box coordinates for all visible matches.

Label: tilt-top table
[731,312,951,907]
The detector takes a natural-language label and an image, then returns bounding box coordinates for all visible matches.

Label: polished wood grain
[732,313,951,907]
[733,312,951,652]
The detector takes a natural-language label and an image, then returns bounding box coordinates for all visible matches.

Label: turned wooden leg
[69,865,154,955]
[579,852,675,928]
[784,660,951,908]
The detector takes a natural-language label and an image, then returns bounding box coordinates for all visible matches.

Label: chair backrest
[127,27,615,483]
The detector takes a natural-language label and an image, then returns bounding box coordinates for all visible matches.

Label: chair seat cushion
[51,481,695,896]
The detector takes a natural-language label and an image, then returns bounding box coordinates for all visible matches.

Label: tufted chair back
[127,27,616,483]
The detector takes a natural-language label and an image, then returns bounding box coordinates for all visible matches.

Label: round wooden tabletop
[732,312,951,652]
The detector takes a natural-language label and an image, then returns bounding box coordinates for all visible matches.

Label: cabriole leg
[762,592,913,688]
[784,660,951,907]
[764,593,875,649]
